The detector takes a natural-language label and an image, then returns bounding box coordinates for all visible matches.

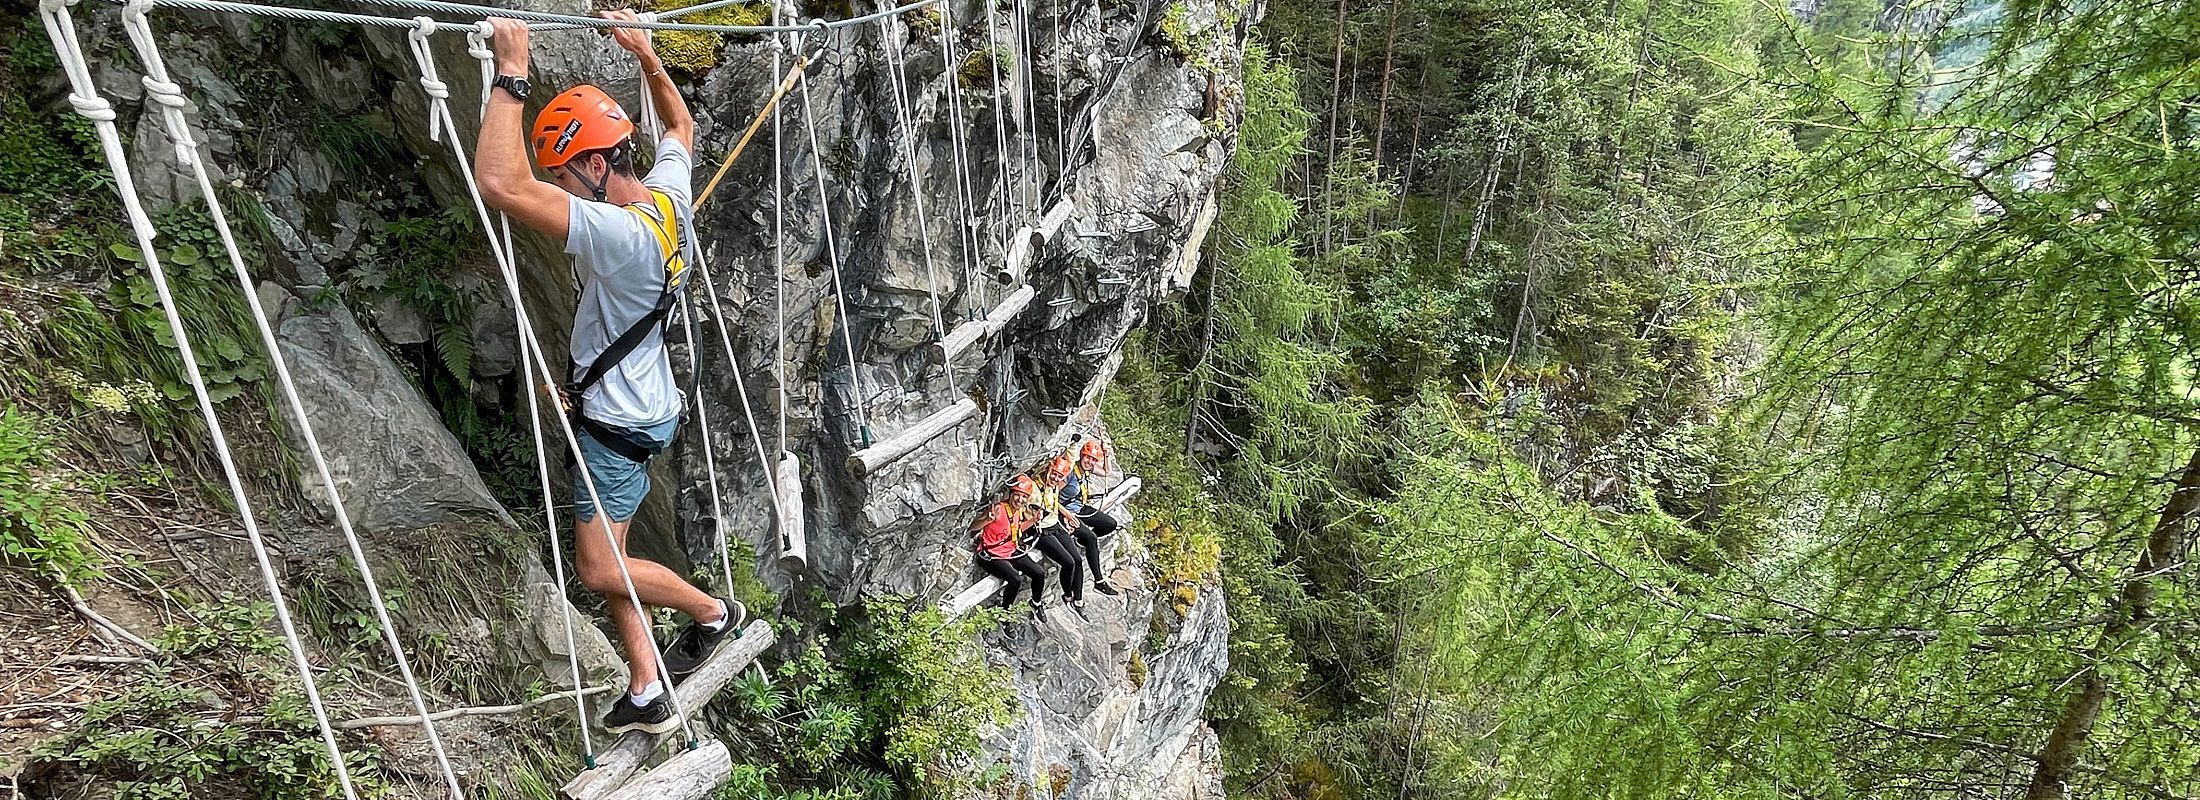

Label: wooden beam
[561,621,777,800]
[845,397,983,478]
[941,476,1143,618]
[775,452,806,568]
[597,739,733,800]
[993,226,1046,285]
[930,285,1037,365]
[1038,197,1076,241]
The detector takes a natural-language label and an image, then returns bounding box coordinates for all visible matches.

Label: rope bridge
[34,0,1103,795]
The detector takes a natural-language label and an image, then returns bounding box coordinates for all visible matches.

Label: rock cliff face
[59,0,1252,792]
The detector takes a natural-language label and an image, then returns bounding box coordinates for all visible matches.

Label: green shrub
[0,405,100,585]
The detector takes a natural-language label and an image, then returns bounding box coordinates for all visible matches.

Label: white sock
[629,680,663,708]
[702,599,730,632]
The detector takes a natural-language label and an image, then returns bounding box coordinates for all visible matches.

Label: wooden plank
[1037,197,1076,241]
[845,397,983,478]
[597,739,732,800]
[941,476,1143,619]
[561,621,777,800]
[930,285,1037,365]
[775,452,806,568]
[993,226,1046,285]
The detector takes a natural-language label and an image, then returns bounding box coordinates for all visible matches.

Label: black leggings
[1032,526,1083,603]
[1071,508,1118,578]
[977,554,1048,608]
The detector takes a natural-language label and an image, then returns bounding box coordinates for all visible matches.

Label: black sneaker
[664,598,745,682]
[1066,601,1090,622]
[1031,604,1051,624]
[602,694,680,736]
[1093,579,1121,596]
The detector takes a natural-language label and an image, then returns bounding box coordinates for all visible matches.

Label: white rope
[936,2,988,316]
[880,10,948,375]
[48,2,352,797]
[689,250,789,552]
[404,16,698,744]
[1051,0,1064,175]
[360,0,939,34]
[772,23,789,457]
[113,4,466,794]
[793,40,874,445]
[981,2,1014,253]
[1011,0,1039,217]
[463,27,600,762]
[675,289,744,599]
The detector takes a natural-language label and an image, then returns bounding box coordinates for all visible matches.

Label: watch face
[501,76,530,99]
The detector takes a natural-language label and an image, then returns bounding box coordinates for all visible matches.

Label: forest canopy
[1105,0,2200,796]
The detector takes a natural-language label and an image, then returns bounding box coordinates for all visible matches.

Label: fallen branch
[59,583,160,655]
[336,684,618,730]
[53,654,152,667]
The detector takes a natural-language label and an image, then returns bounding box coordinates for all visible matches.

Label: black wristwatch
[493,74,531,101]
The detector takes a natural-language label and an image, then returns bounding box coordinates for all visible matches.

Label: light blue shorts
[573,416,680,523]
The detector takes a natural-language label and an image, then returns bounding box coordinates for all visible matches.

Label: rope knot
[410,15,439,37]
[66,92,115,122]
[37,0,74,14]
[141,76,188,108]
[419,76,450,99]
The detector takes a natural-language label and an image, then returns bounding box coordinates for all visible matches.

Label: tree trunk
[1371,0,1405,177]
[1321,0,1348,255]
[2023,444,2200,799]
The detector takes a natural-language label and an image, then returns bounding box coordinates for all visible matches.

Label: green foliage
[649,0,770,72]
[0,405,100,585]
[956,48,1013,91]
[710,600,1013,799]
[31,601,385,799]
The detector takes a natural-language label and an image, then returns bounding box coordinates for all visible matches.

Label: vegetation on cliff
[1107,0,2200,796]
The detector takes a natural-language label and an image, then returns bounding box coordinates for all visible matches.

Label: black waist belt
[575,414,666,465]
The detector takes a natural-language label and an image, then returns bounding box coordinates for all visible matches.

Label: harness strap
[566,189,686,412]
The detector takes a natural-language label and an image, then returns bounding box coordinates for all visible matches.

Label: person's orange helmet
[1046,456,1073,482]
[532,85,634,169]
[1008,475,1038,500]
[1078,440,1107,463]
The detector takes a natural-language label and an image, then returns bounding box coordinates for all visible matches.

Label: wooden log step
[930,285,1037,365]
[1038,197,1076,241]
[845,397,983,478]
[561,620,778,800]
[597,739,733,800]
[775,452,807,568]
[993,225,1045,285]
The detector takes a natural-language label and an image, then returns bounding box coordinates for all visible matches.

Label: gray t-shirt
[564,138,693,429]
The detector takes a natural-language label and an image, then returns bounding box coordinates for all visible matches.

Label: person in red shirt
[969,476,1052,620]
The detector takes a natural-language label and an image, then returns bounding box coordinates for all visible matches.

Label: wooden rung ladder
[560,620,779,800]
[775,451,806,568]
[931,284,1037,365]
[845,396,984,478]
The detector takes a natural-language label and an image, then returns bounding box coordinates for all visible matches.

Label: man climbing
[477,15,740,736]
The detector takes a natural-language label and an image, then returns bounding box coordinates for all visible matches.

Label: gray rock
[268,283,511,532]
[369,292,432,345]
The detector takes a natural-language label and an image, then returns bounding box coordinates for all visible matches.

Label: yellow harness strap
[624,189,686,289]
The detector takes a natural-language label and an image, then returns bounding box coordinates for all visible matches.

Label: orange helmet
[532,85,634,169]
[1008,475,1038,500]
[1045,456,1073,483]
[1078,440,1107,464]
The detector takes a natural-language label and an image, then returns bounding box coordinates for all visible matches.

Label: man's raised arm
[474,17,571,238]
[602,10,695,153]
